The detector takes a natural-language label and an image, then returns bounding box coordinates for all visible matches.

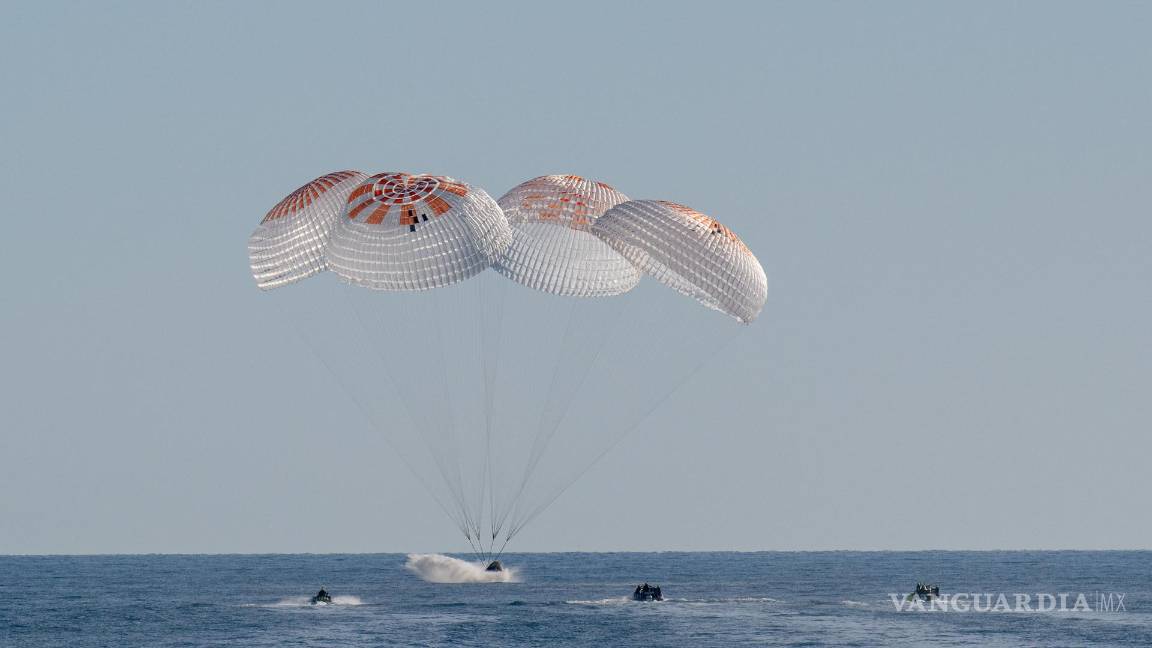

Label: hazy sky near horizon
[2,2,1151,554]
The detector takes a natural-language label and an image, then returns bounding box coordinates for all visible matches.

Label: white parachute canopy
[495,175,639,297]
[248,171,368,290]
[327,172,511,291]
[594,200,768,323]
[249,171,767,560]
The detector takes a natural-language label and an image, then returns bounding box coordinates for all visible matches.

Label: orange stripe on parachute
[425,194,451,215]
[363,203,391,225]
[261,171,359,223]
[348,182,374,203]
[347,199,374,220]
[435,178,468,197]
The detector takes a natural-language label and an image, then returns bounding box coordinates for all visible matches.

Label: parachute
[495,175,639,297]
[248,171,367,290]
[327,172,511,291]
[249,171,766,560]
[594,200,768,323]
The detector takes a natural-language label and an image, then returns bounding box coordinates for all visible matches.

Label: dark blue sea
[2,551,1149,646]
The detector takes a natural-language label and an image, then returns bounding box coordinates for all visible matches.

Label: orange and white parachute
[326,172,511,291]
[247,171,768,317]
[494,175,639,297]
[247,171,367,290]
[593,200,768,323]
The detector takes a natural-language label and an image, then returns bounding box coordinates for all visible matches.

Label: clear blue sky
[2,1,1150,554]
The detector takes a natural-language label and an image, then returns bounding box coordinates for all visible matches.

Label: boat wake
[249,595,364,608]
[567,596,777,605]
[405,553,518,584]
[566,597,632,605]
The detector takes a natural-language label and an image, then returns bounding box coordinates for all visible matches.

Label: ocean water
[2,551,1149,647]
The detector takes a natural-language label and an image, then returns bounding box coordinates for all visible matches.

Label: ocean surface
[2,551,1149,647]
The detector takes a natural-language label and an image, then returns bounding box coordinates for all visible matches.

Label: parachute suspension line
[437,285,477,545]
[481,299,566,544]
[462,529,482,562]
[351,291,475,536]
[506,309,740,539]
[499,298,628,540]
[485,295,579,544]
[341,289,475,543]
[430,285,482,547]
[454,280,486,554]
[476,282,498,564]
[460,280,493,557]
[491,533,512,564]
[505,325,746,542]
[479,276,508,558]
[459,278,486,559]
[476,282,527,544]
[528,299,624,478]
[280,297,466,539]
[528,296,581,461]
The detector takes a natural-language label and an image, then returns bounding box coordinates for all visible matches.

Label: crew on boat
[312,587,332,604]
[910,582,940,601]
[633,582,663,601]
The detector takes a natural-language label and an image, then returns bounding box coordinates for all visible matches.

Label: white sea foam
[567,596,778,605]
[252,595,364,608]
[405,553,518,583]
[664,597,778,604]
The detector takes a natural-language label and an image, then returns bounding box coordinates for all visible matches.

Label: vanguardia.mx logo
[889,592,1127,612]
